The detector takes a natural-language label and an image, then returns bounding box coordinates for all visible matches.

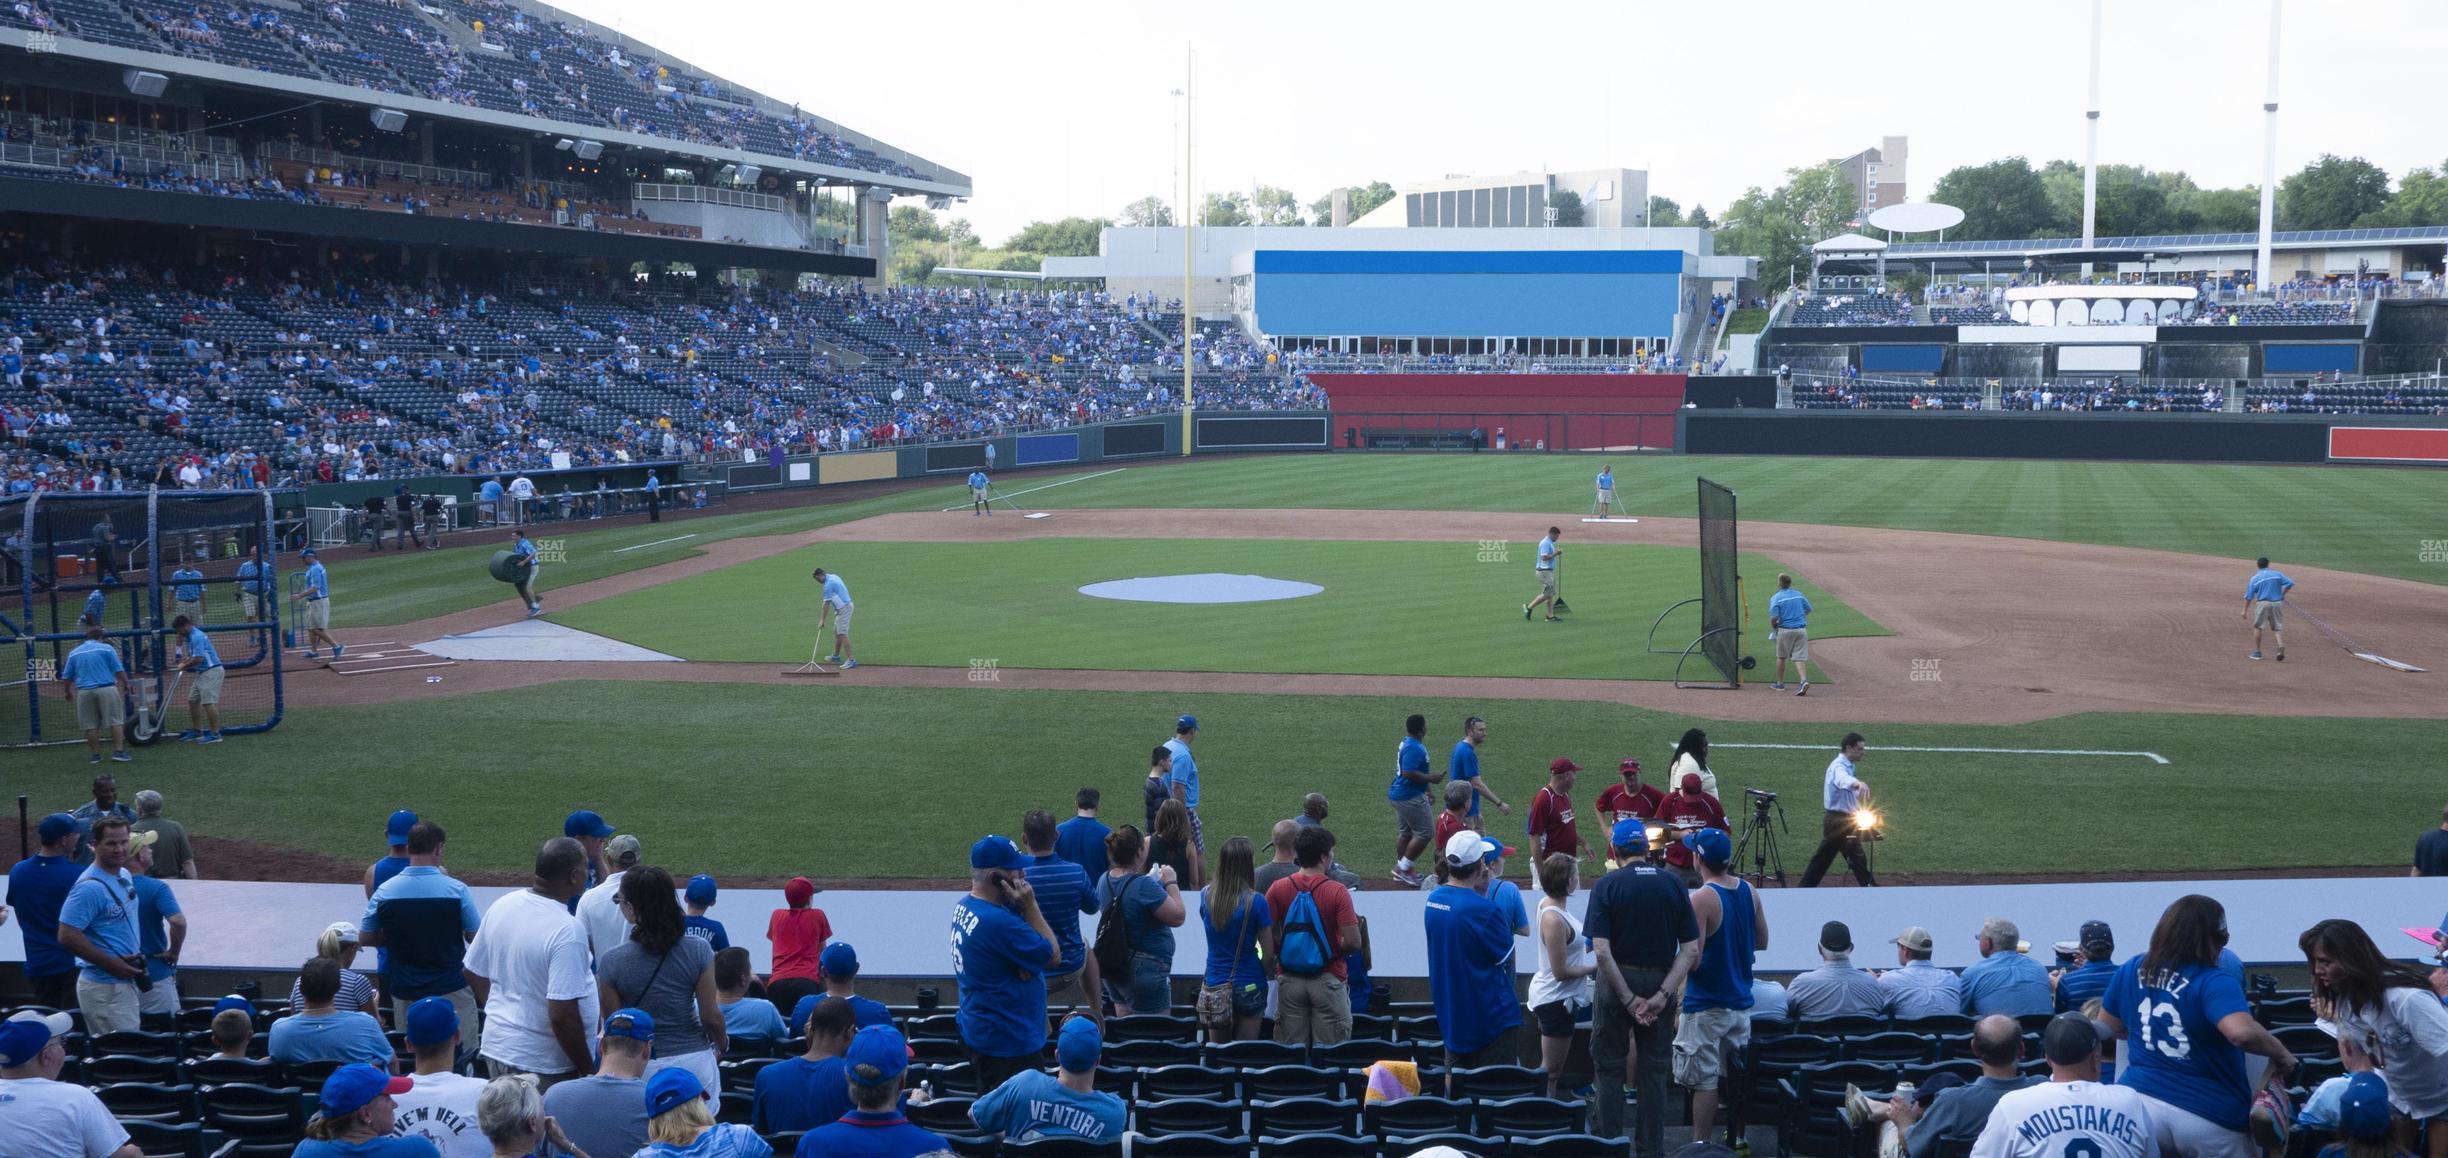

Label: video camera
[1744,788,1777,803]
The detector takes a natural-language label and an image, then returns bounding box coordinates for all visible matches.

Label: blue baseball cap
[564,810,615,839]
[1611,817,1650,853]
[316,1064,412,1119]
[384,809,418,844]
[1056,1016,1102,1074]
[1684,828,1733,866]
[404,996,458,1047]
[0,1011,72,1066]
[684,874,717,906]
[845,1025,910,1087]
[604,1007,655,1042]
[1176,715,1198,732]
[970,835,1028,871]
[37,813,84,844]
[2339,1071,2393,1139]
[643,1067,705,1117]
[212,995,256,1018]
[298,548,316,558]
[820,942,860,979]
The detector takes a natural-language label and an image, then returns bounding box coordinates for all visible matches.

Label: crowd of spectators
[6,757,2448,1157]
[2,260,1319,490]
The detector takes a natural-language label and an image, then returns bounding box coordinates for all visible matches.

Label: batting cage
[3,489,287,748]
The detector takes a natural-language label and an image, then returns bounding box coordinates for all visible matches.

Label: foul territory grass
[552,538,1880,680]
[20,681,2444,881]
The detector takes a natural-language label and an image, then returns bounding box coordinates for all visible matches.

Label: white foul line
[938,467,1127,512]
[614,534,698,553]
[1714,742,2171,766]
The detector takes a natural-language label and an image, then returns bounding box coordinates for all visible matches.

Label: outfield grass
[22,681,2440,881]
[553,538,1879,679]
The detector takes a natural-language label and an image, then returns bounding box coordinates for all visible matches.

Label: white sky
[550,0,2447,244]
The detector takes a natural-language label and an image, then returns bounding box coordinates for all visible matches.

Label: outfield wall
[1312,372,1686,451]
[705,411,1338,493]
[1677,410,2448,465]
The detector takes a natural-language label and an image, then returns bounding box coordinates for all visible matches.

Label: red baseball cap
[1549,757,1581,775]
[1681,772,1705,793]
[1619,759,1642,775]
[783,877,816,906]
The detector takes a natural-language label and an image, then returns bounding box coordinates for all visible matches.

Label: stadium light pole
[2255,0,2282,295]
[1181,45,1195,457]
[2081,0,2101,277]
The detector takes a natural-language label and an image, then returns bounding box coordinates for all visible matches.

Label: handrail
[255,141,494,189]
[632,182,786,213]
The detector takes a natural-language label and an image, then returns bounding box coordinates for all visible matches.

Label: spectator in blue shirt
[2244,556,2295,660]
[57,816,148,1033]
[271,958,394,1066]
[2054,920,2121,1014]
[1880,926,1965,1019]
[967,469,990,516]
[1961,917,2055,1018]
[296,1064,432,1158]
[793,944,892,1032]
[1424,830,1525,1084]
[1449,715,1508,831]
[682,874,730,951]
[4,813,88,1008]
[951,835,1061,1093]
[361,820,483,1058]
[714,948,783,1044]
[1161,714,1203,851]
[69,772,137,862]
[1020,809,1102,1024]
[57,630,133,766]
[1388,713,1441,887]
[968,1015,1127,1144]
[1053,788,1111,879]
[128,835,185,1018]
[753,996,855,1134]
[795,1026,943,1158]
[1767,572,1814,693]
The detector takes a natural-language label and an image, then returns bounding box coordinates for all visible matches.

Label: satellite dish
[1868,201,1967,234]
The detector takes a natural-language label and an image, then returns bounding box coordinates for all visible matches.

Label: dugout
[3,489,289,748]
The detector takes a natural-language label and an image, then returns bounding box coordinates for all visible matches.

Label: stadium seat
[1247,1097,1357,1137]
[1376,1132,1482,1158]
[905,1096,979,1135]
[118,1121,217,1158]
[283,1058,347,1088]
[1512,1135,1634,1157]
[1393,1015,1442,1041]
[909,1036,970,1064]
[96,1082,201,1122]
[1845,1031,1935,1065]
[1139,1064,1235,1101]
[1253,1134,1373,1157]
[183,1057,282,1087]
[1242,1064,1352,1101]
[2271,1025,2333,1056]
[1476,1096,1587,1139]
[1005,1138,1123,1156]
[197,1083,305,1156]
[719,1057,779,1091]
[761,1133,804,1154]
[921,1062,980,1097]
[937,1134,1000,1157]
[1347,1015,1394,1040]
[91,1030,183,1058]
[1210,1040,1306,1069]
[1796,1015,1884,1039]
[907,1013,963,1040]
[1131,1133,1250,1157]
[1134,1097,1246,1137]
[1105,1013,1198,1042]
[87,1054,185,1086]
[1902,1059,1984,1086]
[716,1090,753,1125]
[1361,1095,1469,1136]
[1104,1040,1199,1069]
[1449,1064,1547,1100]
[1091,1067,1137,1097]
[1890,1014,1975,1039]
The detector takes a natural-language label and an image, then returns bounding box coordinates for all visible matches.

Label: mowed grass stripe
[551,538,1881,680]
[17,681,2440,879]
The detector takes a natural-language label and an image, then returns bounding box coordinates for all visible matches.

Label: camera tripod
[1735,790,1789,887]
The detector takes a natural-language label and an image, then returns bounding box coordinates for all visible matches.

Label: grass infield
[23,681,2443,881]
[552,538,1880,680]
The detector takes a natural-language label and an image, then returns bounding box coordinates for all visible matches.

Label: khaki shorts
[972,487,988,501]
[831,603,853,633]
[174,600,202,626]
[2252,600,2283,630]
[76,686,124,730]
[1538,570,1558,596]
[1672,1005,1752,1090]
[240,592,262,622]
[1392,792,1434,841]
[190,666,225,706]
[301,598,330,630]
[1775,627,1809,661]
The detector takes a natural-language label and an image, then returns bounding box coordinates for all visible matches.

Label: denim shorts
[1104,950,1172,1013]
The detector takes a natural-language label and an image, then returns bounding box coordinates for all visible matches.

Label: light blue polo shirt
[83,587,108,623]
[1165,737,1200,808]
[61,639,125,689]
[1536,537,1557,571]
[304,561,329,599]
[1769,587,1812,630]
[821,573,850,609]
[968,471,988,490]
[237,559,274,597]
[2245,567,2293,603]
[59,863,142,983]
[185,626,222,670]
[513,537,538,564]
[1596,470,1613,493]
[171,567,206,603]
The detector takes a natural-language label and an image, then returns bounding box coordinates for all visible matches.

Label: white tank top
[1528,901,1596,1010]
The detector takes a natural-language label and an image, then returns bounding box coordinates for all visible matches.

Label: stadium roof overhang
[0,176,877,276]
[1871,226,2448,274]
[0,31,971,199]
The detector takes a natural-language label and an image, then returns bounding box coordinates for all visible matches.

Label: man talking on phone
[952,835,1062,1093]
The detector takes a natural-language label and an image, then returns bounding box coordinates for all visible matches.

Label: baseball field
[20,452,2448,886]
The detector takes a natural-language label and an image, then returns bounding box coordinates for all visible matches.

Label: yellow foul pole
[1181,44,1194,456]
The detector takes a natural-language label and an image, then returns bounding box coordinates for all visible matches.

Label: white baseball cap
[1442,830,1494,868]
[326,921,361,944]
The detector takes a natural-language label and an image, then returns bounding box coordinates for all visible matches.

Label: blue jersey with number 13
[2104,956,2252,1130]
